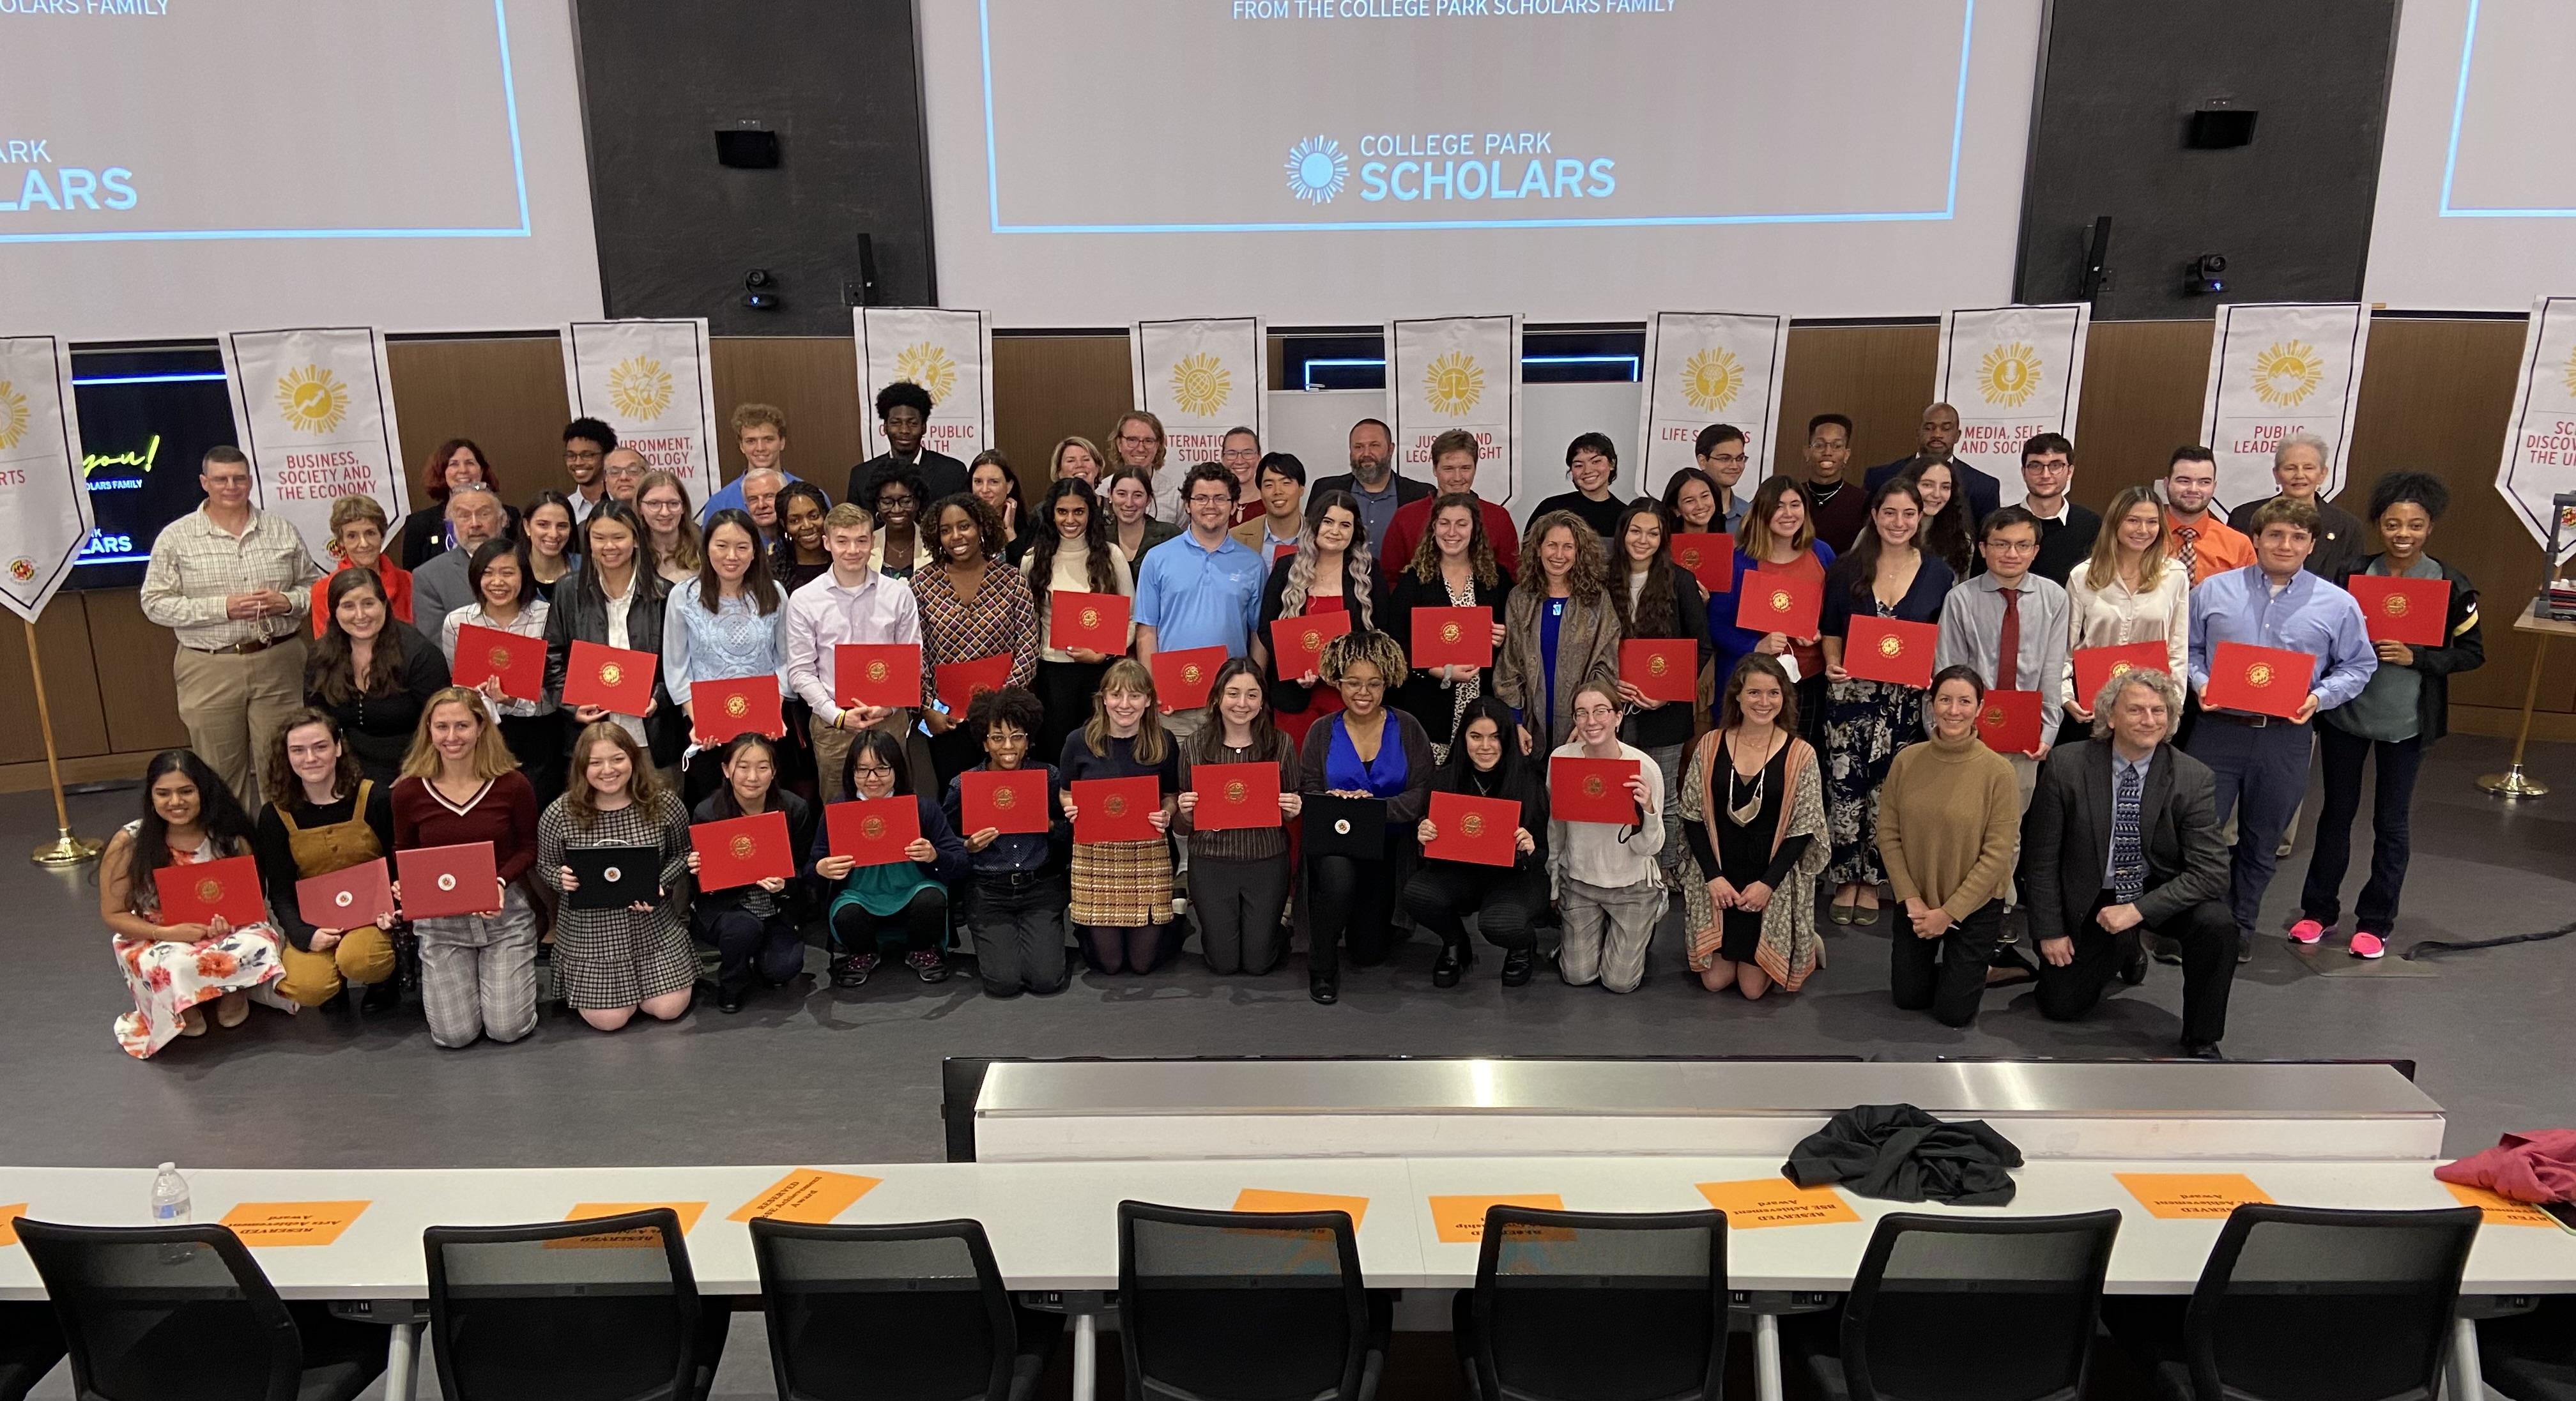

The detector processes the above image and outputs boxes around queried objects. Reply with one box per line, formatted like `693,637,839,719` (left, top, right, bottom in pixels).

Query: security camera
2185,254,2228,296
743,269,779,311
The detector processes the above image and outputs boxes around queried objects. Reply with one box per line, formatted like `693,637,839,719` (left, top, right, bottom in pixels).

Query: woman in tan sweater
1876,664,2021,1027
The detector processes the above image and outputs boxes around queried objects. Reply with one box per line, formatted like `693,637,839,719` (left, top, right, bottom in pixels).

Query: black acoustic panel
2015,0,2398,318
573,0,934,333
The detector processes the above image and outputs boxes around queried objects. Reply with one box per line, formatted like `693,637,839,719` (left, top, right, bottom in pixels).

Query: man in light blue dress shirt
1133,463,1270,739
2186,496,2375,955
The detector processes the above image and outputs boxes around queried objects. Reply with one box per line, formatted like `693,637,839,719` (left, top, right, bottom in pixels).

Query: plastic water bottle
150,1162,190,1225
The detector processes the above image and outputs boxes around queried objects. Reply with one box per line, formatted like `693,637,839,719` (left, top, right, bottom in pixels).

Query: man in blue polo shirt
1134,461,1269,739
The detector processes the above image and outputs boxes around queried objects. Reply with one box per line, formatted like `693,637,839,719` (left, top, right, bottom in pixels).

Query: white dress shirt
782,567,924,726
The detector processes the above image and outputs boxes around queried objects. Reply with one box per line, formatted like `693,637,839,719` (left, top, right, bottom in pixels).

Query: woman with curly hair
1383,493,1512,762
1495,510,1622,755
914,493,1039,791
99,749,288,1056
1257,488,1376,749
1297,629,1434,1004
1608,500,1711,890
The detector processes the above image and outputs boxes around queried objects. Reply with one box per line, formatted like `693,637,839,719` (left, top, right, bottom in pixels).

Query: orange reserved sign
2115,1173,2273,1220
1233,1188,1370,1227
2443,1181,2558,1228
1428,1193,1565,1244
549,1201,709,1250
220,1200,371,1246
1696,1178,1862,1229
728,1170,882,1225
0,1206,24,1248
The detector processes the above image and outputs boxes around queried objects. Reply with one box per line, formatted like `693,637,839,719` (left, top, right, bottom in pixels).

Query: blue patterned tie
2112,763,2146,903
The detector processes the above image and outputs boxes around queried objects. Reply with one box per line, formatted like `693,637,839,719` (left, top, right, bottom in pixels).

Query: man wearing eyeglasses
1692,424,1753,534
1133,463,1271,740
562,418,616,523
1866,402,2002,528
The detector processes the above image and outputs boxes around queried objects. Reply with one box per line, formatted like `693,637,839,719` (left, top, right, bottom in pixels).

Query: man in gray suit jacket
2022,667,2237,1057
408,486,509,636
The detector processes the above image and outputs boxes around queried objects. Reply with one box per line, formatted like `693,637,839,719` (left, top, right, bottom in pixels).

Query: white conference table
6,1155,2571,1401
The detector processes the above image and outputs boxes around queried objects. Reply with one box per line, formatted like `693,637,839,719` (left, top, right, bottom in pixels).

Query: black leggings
831,889,946,958
1402,862,1542,954
1307,854,1400,980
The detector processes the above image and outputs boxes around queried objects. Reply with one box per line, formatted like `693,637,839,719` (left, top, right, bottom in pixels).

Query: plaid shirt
139,507,318,649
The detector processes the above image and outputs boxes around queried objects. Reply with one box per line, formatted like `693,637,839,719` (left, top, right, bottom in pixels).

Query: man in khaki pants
139,447,318,806
783,503,923,800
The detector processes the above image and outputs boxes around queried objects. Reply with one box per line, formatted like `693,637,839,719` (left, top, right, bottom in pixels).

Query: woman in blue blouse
1817,478,1954,923
1296,629,1435,1004
811,729,968,987
664,509,789,806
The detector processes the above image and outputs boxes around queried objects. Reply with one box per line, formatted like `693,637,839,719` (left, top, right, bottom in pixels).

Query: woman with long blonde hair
539,721,696,1031
2060,483,2186,725
392,686,541,1047
1056,658,1179,974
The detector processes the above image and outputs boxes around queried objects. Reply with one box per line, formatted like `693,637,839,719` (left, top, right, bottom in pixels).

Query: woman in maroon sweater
392,686,541,1048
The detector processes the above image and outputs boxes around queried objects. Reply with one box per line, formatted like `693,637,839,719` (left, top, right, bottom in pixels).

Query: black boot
1310,974,1338,1005
1500,949,1535,987
1432,943,1468,988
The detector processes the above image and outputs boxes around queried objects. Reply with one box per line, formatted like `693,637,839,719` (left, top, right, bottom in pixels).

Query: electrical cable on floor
2404,920,2576,960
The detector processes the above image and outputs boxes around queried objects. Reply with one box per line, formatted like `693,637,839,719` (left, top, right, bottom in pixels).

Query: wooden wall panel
82,590,188,756
709,337,865,493
1772,325,1940,475
385,337,576,505
0,595,109,763
2069,320,2214,504
991,335,1134,501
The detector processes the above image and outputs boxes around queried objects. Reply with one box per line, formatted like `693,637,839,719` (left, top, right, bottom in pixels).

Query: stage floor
5,733,2570,1174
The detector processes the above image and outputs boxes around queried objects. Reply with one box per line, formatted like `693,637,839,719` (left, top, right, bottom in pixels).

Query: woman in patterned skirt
98,749,287,1057
539,721,696,1030
1817,477,1952,925
1057,658,1179,975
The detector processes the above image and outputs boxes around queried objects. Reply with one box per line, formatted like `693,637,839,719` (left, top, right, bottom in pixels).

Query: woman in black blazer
303,567,452,785
540,503,686,774
1380,491,1513,763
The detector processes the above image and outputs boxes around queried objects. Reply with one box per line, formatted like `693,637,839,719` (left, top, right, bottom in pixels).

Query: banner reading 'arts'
0,335,93,622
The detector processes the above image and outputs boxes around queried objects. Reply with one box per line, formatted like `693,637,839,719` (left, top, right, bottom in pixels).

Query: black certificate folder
1305,794,1388,858
565,846,660,909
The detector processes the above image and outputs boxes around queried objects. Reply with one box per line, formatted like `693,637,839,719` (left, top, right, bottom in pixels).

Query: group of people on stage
107,389,2482,1062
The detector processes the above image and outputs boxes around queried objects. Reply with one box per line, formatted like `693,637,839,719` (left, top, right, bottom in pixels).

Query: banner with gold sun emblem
1637,312,1790,496
1387,315,1522,502
220,327,411,567
562,319,723,504
2198,302,2370,513
1131,317,1266,519
855,308,993,463
1932,304,2092,505
0,335,92,622
2495,296,2576,564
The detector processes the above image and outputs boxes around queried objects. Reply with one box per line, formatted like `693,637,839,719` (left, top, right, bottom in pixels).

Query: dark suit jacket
1308,472,1432,511
2021,739,2228,945
2228,496,2361,583
1866,457,2002,528
846,450,968,511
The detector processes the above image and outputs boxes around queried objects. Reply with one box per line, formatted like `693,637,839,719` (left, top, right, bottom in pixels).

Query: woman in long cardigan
1494,510,1621,756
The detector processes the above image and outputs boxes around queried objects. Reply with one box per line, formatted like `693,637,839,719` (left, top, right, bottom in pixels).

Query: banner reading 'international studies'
0,335,93,622
1133,317,1266,521
562,319,722,502
1387,315,1522,502
221,326,410,566
1933,304,2091,506
1637,312,1790,496
855,308,994,463
2198,302,2370,513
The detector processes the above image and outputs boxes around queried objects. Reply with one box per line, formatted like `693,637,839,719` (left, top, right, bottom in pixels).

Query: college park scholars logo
724,694,750,719
864,658,891,684
1169,352,1231,417
1680,347,1744,413
195,877,224,905
992,786,1018,812
860,815,887,841
2249,341,2324,408
1080,604,1104,631
2381,593,2412,621
893,342,958,404
486,645,512,671
1181,660,1206,686
1424,352,1483,415
1769,587,1793,614
729,834,755,860
1103,792,1130,818
1284,136,1348,204
1582,774,1608,799
1646,652,1671,678
1975,343,2042,410
1438,619,1466,645
2244,661,2275,689
0,380,27,450
274,365,349,434
1876,634,1905,659
1460,811,1486,838
608,355,675,419
597,661,625,689
1223,779,1248,804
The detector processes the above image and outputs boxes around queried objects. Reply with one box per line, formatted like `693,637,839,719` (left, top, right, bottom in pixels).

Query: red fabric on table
1732,567,1822,640
1549,756,1642,825
691,809,793,891
1840,617,1938,688
2202,643,2316,720
834,643,923,709
1669,533,1735,592
2072,641,2172,709
1619,638,1698,703
2348,576,2450,647
1150,645,1228,711
2435,1130,2576,1205
1048,592,1131,655
1072,775,1162,843
1190,762,1282,832
395,842,502,919
154,854,265,928
691,677,785,743
933,653,1013,716
1974,689,2045,754
452,625,545,702
1425,790,1519,867
960,769,1050,835
562,640,657,714
295,858,394,930
824,797,921,867
1409,606,1494,671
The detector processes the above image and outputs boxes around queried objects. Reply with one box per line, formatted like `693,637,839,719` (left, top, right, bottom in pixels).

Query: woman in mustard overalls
254,708,402,1011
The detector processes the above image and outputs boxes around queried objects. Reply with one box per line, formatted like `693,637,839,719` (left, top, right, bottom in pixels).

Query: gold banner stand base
33,826,103,868
2477,766,2550,799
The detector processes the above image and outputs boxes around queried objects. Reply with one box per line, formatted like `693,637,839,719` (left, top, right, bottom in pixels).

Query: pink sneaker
2287,918,2327,945
2349,931,2386,960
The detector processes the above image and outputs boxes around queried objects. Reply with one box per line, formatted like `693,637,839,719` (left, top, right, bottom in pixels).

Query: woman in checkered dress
539,721,696,1030
1057,659,1180,975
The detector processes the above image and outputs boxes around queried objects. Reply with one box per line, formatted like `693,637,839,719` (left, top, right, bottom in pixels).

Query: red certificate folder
395,842,501,920
691,810,792,891
834,643,923,710
154,855,265,929
1270,610,1353,680
1669,533,1736,592
933,653,1013,716
562,640,658,714
825,797,921,867
2349,576,2450,647
1150,646,1227,710
1974,689,2046,754
2203,643,2317,720
2071,641,2172,710
1190,762,1282,832
1425,790,1519,868
691,677,785,743
1049,591,1130,655
452,625,544,702
1619,638,1698,703
1409,606,1493,671
1840,616,1938,688
960,768,1050,835
1072,776,1162,843
1733,569,1822,640
295,858,394,931
1549,756,1642,825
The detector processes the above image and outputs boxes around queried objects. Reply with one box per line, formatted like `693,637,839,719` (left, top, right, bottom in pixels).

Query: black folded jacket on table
1782,1102,2025,1206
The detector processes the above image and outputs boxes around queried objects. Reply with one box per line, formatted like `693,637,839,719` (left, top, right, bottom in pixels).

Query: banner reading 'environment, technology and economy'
561,319,723,502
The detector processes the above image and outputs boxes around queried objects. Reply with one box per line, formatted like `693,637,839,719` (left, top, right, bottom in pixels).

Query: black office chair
1800,1209,2120,1401
12,1218,385,1401
2482,1295,2576,1400
1117,1200,1385,1401
0,1299,65,1401
1454,1206,1729,1401
424,1208,726,1401
749,1216,1063,1401
2106,1203,2481,1401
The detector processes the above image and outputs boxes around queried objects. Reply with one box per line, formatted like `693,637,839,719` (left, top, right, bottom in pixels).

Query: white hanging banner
0,336,93,622
2198,302,2371,514
561,319,722,502
1386,314,1523,501
220,326,411,567
1133,316,1267,519
854,307,994,462
2496,296,2576,565
1932,303,2092,507
1637,311,1790,496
